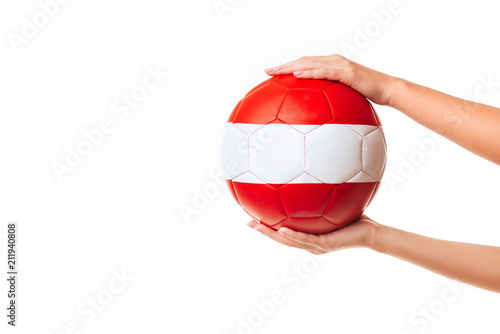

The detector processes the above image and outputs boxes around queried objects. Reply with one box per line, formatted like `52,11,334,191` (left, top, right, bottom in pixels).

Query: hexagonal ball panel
221,125,248,179
248,124,305,184
232,182,287,225
233,81,288,124
362,128,387,181
322,182,378,227
323,83,378,126
305,125,362,183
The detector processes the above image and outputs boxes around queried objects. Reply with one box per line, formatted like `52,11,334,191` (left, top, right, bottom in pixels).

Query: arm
257,55,500,292
248,217,500,293
388,79,500,165
265,55,500,165
373,223,500,293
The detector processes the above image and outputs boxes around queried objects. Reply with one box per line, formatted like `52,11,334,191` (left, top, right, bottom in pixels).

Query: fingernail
254,227,263,234
278,228,287,236
293,71,303,76
272,66,283,72
264,68,273,73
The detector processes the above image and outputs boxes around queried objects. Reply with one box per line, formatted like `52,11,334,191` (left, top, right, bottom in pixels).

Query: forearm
370,224,500,293
387,77,500,165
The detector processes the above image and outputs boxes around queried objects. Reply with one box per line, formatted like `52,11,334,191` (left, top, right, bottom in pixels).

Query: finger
264,54,348,76
293,68,339,81
277,227,325,249
264,59,326,76
278,56,330,70
247,221,320,251
247,220,258,228
247,221,305,247
264,61,318,75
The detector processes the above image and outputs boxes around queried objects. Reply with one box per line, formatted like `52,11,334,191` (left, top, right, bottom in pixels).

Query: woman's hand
248,215,500,292
265,54,395,106
247,215,380,255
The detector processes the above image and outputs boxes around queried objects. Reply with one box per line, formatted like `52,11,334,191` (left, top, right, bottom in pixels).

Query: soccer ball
221,74,386,234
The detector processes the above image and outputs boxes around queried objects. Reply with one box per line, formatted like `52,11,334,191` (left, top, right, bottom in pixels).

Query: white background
1,0,499,333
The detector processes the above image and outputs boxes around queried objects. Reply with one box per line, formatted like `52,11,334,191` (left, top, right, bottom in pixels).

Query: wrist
384,76,407,108
366,222,388,253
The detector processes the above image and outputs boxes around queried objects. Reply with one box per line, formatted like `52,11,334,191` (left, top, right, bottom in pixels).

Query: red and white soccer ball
222,74,387,234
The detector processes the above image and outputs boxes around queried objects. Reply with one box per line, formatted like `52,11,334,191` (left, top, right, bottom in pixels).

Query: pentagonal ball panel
278,89,333,125
272,217,338,234
272,74,334,90
278,183,334,217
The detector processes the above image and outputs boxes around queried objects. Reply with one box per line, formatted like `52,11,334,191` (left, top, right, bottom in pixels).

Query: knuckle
309,69,321,78
342,58,354,71
320,68,330,77
344,59,354,70
331,54,345,61
339,62,355,80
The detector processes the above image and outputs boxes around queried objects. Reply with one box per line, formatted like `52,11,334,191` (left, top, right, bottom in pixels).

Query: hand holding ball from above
221,74,387,234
